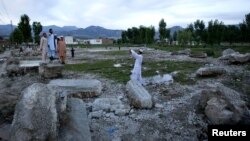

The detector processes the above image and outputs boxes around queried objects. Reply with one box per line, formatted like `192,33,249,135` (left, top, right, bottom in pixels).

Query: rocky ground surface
0,47,249,141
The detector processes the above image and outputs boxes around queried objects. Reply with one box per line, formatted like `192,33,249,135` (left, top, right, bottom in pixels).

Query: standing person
57,36,67,64
39,32,48,62
47,28,57,61
71,47,75,58
129,48,143,84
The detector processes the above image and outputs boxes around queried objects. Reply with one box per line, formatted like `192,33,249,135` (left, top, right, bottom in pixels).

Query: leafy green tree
121,31,127,43
18,14,32,43
207,20,214,45
187,23,194,32
131,27,140,44
245,13,250,28
223,25,240,44
173,31,177,41
127,28,133,43
177,30,192,46
10,28,24,44
244,13,250,42
194,20,205,44
121,25,155,44
32,21,43,44
239,22,248,42
186,23,195,43
207,19,224,45
146,26,155,44
159,19,167,41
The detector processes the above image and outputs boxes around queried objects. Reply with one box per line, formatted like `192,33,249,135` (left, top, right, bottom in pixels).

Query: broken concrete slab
222,48,236,56
189,52,207,58
10,83,58,141
205,97,234,124
219,53,250,64
19,60,41,68
171,49,191,55
126,80,152,109
39,62,64,79
59,98,91,141
200,83,249,124
196,67,226,77
19,60,42,73
48,79,102,98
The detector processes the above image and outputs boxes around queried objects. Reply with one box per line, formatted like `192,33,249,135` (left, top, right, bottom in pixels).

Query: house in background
102,38,114,44
89,39,102,45
64,36,74,44
81,38,114,45
69,37,114,45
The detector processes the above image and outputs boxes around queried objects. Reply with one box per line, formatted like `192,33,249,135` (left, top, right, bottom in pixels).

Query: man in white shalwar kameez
47,28,57,60
129,49,143,84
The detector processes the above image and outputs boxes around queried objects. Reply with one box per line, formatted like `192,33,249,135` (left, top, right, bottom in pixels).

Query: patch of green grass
65,59,203,84
65,59,133,83
148,45,250,58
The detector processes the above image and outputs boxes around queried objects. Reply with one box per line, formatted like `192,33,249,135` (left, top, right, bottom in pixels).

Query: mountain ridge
0,24,184,39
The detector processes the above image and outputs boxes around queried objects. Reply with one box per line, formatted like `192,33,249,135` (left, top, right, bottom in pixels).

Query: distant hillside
41,25,79,33
0,24,16,36
0,24,184,39
169,26,183,36
70,26,123,39
0,24,123,39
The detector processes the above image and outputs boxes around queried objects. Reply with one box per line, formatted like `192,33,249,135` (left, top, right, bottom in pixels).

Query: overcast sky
0,0,249,30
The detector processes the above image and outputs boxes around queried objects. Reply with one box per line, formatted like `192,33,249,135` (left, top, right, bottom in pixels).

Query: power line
0,18,4,24
0,16,7,24
0,0,10,24
0,8,7,23
1,0,10,21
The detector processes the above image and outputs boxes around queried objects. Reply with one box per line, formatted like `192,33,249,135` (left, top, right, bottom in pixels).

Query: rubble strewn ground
0,46,249,141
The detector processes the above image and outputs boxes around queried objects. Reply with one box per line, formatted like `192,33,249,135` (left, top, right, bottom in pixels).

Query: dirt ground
0,47,249,141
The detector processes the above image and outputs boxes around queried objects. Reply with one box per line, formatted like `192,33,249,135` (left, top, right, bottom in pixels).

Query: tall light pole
10,20,13,47
10,20,13,33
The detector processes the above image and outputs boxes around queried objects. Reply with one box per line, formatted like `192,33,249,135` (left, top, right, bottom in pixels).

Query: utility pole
10,20,13,47
10,20,13,32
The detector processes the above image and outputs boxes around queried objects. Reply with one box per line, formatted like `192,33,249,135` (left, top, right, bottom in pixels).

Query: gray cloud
0,0,249,29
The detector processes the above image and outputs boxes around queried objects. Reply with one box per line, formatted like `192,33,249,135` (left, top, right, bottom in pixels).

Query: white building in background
74,38,114,45
89,39,102,45
64,36,74,44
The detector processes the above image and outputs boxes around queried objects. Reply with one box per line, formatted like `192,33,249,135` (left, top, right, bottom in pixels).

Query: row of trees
121,26,155,44
121,13,250,45
10,14,43,44
176,13,250,45
120,19,170,44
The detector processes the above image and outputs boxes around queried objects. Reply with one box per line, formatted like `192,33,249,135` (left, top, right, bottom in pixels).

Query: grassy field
147,45,250,58
67,43,250,58
65,59,203,84
64,44,249,84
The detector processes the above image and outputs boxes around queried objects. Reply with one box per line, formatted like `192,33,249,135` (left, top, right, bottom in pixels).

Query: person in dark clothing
71,47,75,58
